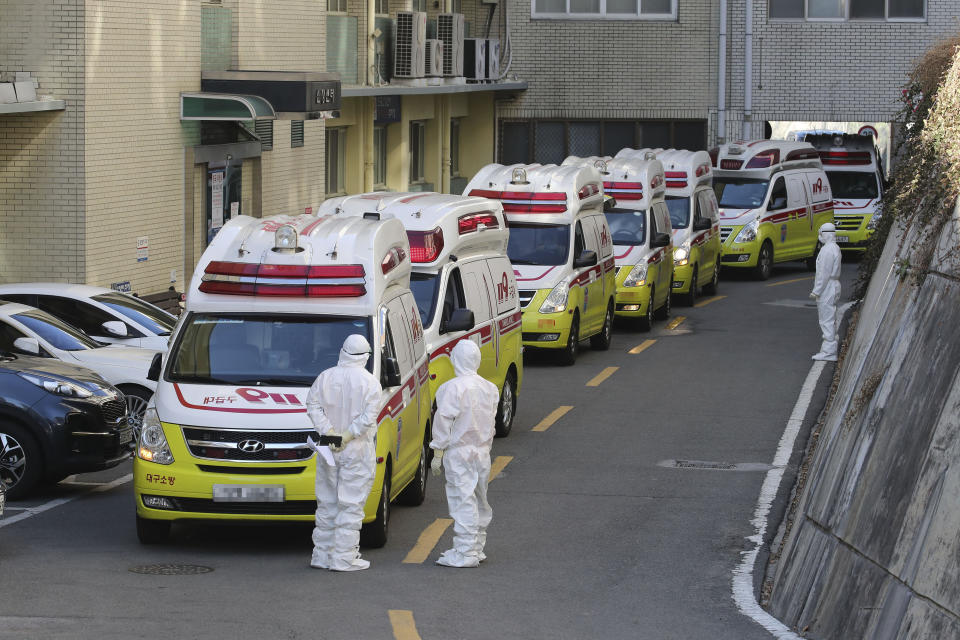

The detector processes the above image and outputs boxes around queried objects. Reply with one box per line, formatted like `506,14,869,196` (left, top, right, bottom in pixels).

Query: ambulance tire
637,288,655,332
494,371,517,438
805,242,822,271
558,314,580,366
361,462,390,548
703,261,720,296
590,302,614,351
680,266,699,306
136,516,170,544
655,288,671,321
755,242,774,280
398,430,429,506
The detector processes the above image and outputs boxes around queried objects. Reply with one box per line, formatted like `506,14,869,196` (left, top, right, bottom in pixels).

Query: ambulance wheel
703,261,720,296
637,287,655,332
136,516,170,544
494,371,517,438
398,432,428,506
755,242,774,280
558,314,580,366
806,242,822,271
680,266,699,306
361,463,390,548
591,302,614,351
654,288,671,321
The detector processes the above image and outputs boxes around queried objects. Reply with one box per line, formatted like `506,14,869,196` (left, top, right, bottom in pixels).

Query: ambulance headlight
867,214,880,230
623,263,647,288
734,220,758,244
274,225,299,252
137,408,174,465
539,282,568,314
673,242,691,266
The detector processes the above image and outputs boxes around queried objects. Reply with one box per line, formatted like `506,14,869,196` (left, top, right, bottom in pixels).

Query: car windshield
665,196,691,228
409,272,440,329
713,178,770,209
93,293,176,336
13,310,101,351
507,224,570,266
826,171,880,199
604,209,646,246
168,314,373,386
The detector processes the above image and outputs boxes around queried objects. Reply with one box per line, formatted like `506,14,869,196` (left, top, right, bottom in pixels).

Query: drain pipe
743,0,753,140
367,0,376,86
718,0,727,144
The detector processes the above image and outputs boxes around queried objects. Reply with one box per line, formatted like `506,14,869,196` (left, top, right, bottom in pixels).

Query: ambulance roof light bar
407,227,444,263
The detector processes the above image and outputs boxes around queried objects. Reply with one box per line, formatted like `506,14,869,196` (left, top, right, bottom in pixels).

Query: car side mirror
651,232,671,248
573,249,598,268
13,337,41,356
443,308,475,334
147,352,162,382
102,320,128,338
693,217,712,232
382,356,402,388
768,196,787,210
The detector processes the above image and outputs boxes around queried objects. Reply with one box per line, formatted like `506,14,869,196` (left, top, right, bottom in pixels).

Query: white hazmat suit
430,340,499,568
810,223,842,361
306,334,382,571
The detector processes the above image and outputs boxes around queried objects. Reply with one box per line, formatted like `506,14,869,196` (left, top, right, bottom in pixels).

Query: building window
254,120,273,151
452,0,463,12
375,0,389,14
450,119,461,176
412,0,426,11
374,125,387,187
291,121,304,148
498,119,707,165
532,0,675,19
769,0,924,19
410,121,426,184
327,0,347,12
326,128,347,195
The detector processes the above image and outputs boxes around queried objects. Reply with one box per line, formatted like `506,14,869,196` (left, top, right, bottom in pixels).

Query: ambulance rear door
383,296,422,483
695,189,720,274
459,259,497,381
578,215,607,334
650,202,673,297
786,174,812,259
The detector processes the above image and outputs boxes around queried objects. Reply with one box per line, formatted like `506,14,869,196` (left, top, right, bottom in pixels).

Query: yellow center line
389,610,423,640
586,366,618,387
694,295,727,308
532,405,574,432
402,518,453,564
629,339,657,354
666,315,686,330
489,455,513,481
766,275,814,287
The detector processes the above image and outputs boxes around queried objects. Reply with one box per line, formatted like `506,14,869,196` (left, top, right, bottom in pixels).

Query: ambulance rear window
507,224,570,266
713,178,769,209
665,196,690,228
604,209,646,246
825,171,879,199
409,272,440,328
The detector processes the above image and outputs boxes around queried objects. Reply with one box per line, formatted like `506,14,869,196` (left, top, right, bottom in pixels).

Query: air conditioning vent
394,11,426,79
437,13,464,77
463,37,486,81
485,38,500,80
425,39,444,77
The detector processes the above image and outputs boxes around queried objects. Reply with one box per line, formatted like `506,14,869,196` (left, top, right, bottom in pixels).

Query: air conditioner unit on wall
463,37,486,81
425,39,444,77
437,13,465,77
394,11,427,79
485,38,500,80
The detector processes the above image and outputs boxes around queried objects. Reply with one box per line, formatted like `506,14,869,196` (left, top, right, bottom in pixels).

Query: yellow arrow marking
629,339,657,354
532,405,574,432
666,316,686,330
586,366,618,387
489,455,513,481
766,275,814,287
403,519,453,564
694,295,727,308
389,610,423,640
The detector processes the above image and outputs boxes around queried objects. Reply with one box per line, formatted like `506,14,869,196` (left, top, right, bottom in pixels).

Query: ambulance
316,192,523,437
465,164,616,365
134,213,432,547
563,154,673,330
804,133,884,252
711,140,834,280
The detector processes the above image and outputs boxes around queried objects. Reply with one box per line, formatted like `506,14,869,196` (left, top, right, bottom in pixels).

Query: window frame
531,0,677,21
373,125,388,188
409,120,426,184
375,0,389,14
768,0,925,22
325,127,347,197
327,0,348,13
450,118,461,177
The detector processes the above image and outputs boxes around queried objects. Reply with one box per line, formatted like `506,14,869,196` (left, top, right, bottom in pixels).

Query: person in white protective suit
306,334,382,571
810,223,842,361
430,340,499,568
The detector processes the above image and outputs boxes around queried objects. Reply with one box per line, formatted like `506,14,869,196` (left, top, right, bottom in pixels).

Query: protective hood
818,222,837,245
451,339,481,377
338,334,371,368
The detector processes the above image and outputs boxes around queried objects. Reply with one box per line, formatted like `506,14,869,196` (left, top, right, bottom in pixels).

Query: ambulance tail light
709,147,719,167
720,159,743,170
603,181,644,201
408,227,445,263
381,246,407,274
578,183,601,199
458,212,500,234
199,262,367,297
467,189,568,214
745,150,780,168
665,171,688,189
819,151,871,165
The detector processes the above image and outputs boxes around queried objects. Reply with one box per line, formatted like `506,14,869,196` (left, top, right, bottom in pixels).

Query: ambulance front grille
518,290,535,309
833,215,864,231
720,226,734,243
181,426,314,462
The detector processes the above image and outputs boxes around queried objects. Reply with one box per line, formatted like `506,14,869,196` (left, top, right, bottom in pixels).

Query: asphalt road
0,260,858,640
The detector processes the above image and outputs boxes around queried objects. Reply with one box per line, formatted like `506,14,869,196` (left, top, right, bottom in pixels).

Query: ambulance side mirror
443,308,475,334
692,217,712,232
573,250,598,268
382,356,402,388
147,352,162,382
651,232,671,248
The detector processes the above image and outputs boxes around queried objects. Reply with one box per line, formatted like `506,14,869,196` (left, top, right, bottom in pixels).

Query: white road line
731,361,826,638
0,474,132,529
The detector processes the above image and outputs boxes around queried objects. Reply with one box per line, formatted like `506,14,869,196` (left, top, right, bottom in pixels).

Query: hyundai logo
237,439,265,453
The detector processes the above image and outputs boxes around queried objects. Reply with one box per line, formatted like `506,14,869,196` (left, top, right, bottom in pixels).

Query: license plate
118,428,133,445
213,485,285,502
837,235,849,243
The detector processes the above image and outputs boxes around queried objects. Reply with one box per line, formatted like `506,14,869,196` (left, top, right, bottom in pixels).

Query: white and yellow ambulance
134,213,432,547
563,154,674,330
316,192,523,437
465,164,616,365
805,133,884,252
711,140,834,280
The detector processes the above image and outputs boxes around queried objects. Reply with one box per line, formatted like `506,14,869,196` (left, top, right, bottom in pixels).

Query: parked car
0,478,5,518
0,283,176,351
0,301,158,437
0,351,134,499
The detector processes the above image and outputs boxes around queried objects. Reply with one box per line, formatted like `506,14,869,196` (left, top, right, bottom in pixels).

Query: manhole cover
658,459,774,472
128,564,214,576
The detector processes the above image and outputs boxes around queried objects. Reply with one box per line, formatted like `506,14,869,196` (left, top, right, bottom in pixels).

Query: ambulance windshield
604,209,646,246
826,171,879,199
409,272,440,328
507,223,570,266
665,196,691,228
713,178,769,209
168,313,373,386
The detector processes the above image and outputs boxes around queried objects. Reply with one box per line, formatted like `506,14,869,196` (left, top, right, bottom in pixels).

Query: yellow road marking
403,519,452,564
532,405,573,432
629,339,657,354
694,295,727,308
489,455,513,481
586,366,618,387
389,610,423,640
766,275,814,287
666,316,686,330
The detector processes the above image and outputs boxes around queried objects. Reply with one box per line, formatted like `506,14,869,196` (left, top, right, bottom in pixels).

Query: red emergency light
380,246,407,274
695,163,711,177
199,262,366,297
709,147,719,167
664,171,688,189
578,183,601,199
720,159,743,170
745,150,780,168
407,227,444,263
468,189,568,214
786,148,821,162
818,151,872,165
458,212,500,234
603,181,644,200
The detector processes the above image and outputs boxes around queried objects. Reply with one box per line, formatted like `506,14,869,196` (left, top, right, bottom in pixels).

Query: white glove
329,431,354,453
809,292,819,300
431,450,444,477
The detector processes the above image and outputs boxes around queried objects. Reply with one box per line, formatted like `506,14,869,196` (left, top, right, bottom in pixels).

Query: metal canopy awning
180,92,276,121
